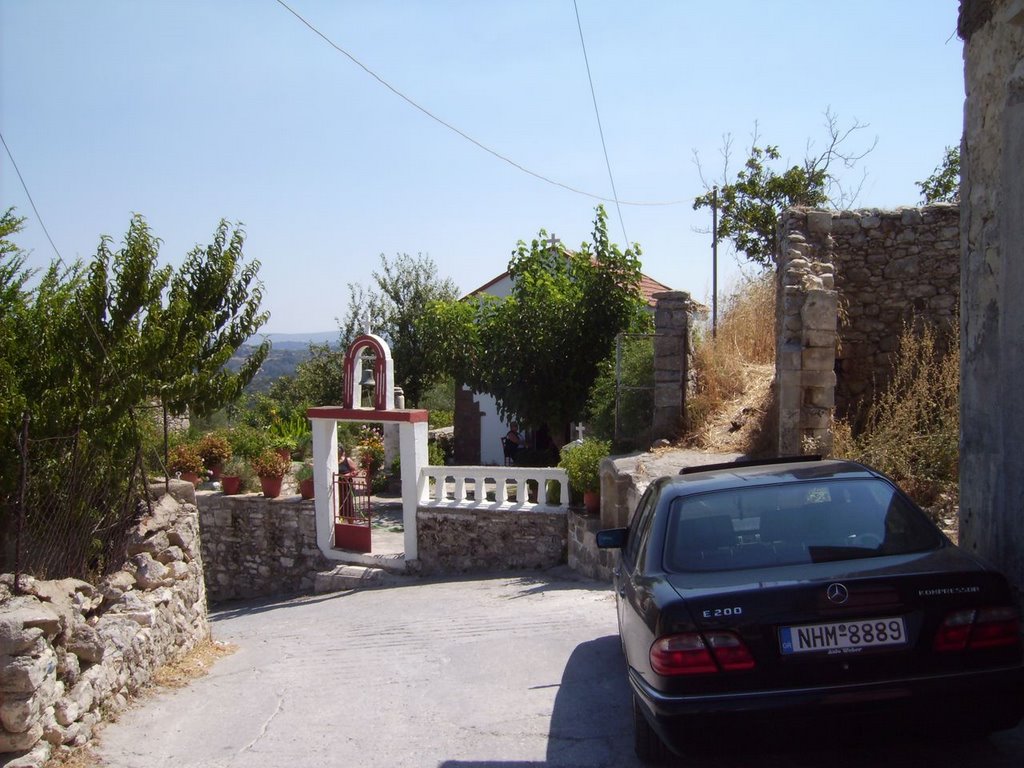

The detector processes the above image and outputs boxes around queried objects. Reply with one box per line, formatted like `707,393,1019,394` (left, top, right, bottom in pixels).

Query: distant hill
230,332,340,392
250,331,340,350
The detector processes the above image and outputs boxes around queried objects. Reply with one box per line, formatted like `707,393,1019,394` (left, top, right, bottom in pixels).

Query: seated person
505,423,523,448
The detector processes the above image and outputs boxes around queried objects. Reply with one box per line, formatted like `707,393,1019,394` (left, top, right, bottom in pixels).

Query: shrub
836,319,959,507
228,424,271,459
295,462,314,482
197,432,232,469
559,438,611,498
250,449,290,479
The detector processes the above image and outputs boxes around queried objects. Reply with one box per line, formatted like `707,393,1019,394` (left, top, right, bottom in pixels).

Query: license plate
779,617,907,655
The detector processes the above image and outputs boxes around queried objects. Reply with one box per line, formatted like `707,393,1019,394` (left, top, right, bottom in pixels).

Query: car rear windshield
663,478,944,572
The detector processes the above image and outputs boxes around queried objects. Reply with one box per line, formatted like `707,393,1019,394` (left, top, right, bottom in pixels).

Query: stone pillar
959,0,1024,602
399,420,428,562
776,210,838,455
652,291,692,441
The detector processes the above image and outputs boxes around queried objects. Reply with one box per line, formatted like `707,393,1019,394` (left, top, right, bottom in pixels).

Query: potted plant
357,427,385,477
559,438,611,514
168,443,205,486
220,457,248,495
269,434,297,463
251,450,291,498
197,432,232,480
296,462,315,500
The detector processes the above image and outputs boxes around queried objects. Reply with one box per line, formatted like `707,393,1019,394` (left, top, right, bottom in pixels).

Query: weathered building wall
198,492,328,602
416,508,567,575
0,481,208,767
958,0,1024,598
776,205,960,454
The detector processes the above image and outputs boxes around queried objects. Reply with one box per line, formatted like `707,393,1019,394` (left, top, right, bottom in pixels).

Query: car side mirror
596,528,627,549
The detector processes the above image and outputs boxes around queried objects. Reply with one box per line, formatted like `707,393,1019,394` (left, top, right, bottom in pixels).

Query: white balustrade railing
417,465,570,510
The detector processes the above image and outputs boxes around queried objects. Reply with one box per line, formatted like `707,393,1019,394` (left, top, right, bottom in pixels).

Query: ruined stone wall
0,481,208,767
416,508,567,575
959,0,1024,600
776,205,960,454
198,492,328,602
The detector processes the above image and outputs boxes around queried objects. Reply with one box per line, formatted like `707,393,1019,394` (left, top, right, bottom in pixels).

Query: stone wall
0,480,208,767
567,510,616,582
198,492,328,603
416,508,567,575
958,0,1024,601
776,205,960,454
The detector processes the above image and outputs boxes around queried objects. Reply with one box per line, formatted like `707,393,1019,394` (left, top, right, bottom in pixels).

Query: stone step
313,564,386,594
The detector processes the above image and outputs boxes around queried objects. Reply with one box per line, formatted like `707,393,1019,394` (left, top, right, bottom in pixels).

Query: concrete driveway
97,569,1024,768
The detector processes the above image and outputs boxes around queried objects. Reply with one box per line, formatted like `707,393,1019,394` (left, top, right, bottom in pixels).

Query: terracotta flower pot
179,471,201,486
583,490,600,515
208,463,223,481
221,475,242,495
299,477,314,500
259,475,284,498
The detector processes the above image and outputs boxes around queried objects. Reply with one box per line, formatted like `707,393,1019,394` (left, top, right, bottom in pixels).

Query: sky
1,1,965,335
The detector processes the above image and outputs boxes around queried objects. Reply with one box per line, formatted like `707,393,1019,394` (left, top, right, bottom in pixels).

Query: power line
573,0,629,246
274,0,683,208
1,130,64,262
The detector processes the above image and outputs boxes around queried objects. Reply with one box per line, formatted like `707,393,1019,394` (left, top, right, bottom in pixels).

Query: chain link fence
1,413,151,586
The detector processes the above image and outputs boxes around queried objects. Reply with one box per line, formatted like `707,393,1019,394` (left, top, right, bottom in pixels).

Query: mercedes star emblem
826,583,849,604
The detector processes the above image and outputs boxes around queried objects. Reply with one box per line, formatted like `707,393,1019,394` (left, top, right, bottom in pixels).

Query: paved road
97,569,1024,768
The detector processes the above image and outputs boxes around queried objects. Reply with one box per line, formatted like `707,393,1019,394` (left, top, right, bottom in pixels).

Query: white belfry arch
307,334,428,565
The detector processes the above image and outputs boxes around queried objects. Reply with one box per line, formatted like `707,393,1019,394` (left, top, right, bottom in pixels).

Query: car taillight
933,607,1021,652
650,632,755,675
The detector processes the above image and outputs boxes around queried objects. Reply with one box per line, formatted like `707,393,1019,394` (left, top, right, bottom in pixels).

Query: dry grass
43,638,237,768
835,318,960,508
687,273,776,451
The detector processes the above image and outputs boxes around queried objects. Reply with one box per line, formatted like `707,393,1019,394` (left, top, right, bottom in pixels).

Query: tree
693,110,876,270
421,206,648,440
339,253,459,406
1,213,271,576
917,145,960,204
1,213,269,466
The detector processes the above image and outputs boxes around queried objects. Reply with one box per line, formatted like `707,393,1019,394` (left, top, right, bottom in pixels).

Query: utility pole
712,186,719,339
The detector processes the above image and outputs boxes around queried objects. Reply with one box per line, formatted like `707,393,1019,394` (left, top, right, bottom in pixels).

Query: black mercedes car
597,456,1024,762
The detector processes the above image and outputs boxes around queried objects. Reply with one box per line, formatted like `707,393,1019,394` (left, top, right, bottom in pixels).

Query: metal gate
334,471,372,552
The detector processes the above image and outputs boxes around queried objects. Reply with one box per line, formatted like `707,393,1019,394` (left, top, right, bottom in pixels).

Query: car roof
652,457,882,497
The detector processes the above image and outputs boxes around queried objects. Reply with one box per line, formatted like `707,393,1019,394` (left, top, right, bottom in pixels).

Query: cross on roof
544,234,561,251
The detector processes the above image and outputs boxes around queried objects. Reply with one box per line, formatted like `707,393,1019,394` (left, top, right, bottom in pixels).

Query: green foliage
420,206,646,434
0,212,268,513
693,112,874,269
428,410,454,429
227,424,271,459
295,462,314,482
834,320,959,507
269,412,311,456
587,334,655,449
917,145,960,204
250,449,290,479
559,438,611,497
340,253,459,406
